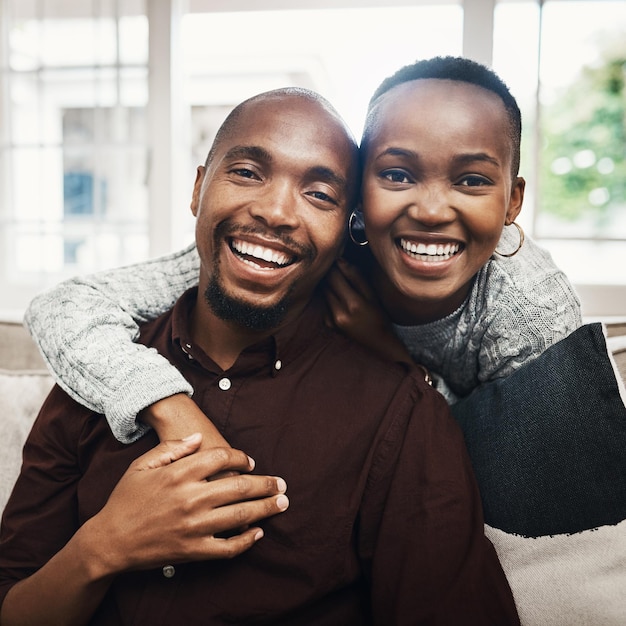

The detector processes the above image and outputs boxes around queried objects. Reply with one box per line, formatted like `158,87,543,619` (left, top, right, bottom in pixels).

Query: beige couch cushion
0,321,53,508
0,369,53,509
0,321,47,371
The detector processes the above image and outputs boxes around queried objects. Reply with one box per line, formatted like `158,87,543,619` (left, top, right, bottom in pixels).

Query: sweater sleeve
23,244,200,443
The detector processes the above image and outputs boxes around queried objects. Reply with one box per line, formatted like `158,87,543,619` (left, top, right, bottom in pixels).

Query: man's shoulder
319,325,402,368
135,290,190,353
318,326,438,400
25,382,101,454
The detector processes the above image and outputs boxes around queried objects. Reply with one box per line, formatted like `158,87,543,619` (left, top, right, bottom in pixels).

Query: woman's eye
458,175,491,187
382,170,411,184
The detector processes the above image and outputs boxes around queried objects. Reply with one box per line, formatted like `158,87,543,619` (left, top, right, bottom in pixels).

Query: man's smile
229,237,296,270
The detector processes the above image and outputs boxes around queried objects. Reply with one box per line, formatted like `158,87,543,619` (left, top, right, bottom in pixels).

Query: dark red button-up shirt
0,289,518,624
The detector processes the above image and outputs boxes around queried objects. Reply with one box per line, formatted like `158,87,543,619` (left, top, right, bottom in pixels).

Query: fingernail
276,477,287,493
276,494,289,511
247,456,255,470
254,529,264,541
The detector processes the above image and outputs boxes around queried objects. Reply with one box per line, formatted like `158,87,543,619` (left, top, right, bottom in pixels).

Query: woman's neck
371,264,471,326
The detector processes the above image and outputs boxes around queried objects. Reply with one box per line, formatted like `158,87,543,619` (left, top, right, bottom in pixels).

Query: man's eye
382,170,411,184
232,168,258,179
308,190,337,205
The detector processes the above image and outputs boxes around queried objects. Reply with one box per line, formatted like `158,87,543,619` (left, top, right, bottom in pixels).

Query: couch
1,317,626,624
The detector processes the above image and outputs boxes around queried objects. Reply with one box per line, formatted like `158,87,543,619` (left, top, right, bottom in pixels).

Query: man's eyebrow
306,165,347,191
222,145,273,162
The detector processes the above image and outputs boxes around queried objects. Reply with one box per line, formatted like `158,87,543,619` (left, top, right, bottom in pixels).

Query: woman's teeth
400,239,460,261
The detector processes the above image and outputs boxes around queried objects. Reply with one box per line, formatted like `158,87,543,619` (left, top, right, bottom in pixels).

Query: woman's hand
325,259,413,365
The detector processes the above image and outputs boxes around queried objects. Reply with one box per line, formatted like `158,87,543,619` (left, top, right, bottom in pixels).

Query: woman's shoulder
482,237,579,311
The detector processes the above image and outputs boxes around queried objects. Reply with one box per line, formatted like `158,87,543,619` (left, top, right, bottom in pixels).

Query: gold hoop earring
495,222,524,258
348,210,368,246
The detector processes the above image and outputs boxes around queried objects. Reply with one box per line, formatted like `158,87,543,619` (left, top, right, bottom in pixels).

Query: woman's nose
406,184,455,225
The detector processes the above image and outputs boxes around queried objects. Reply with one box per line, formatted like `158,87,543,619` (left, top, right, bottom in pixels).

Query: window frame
1,0,624,316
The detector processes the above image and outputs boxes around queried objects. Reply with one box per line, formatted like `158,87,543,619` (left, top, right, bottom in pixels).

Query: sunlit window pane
1,0,149,299
494,0,626,288
182,6,463,143
537,0,626,241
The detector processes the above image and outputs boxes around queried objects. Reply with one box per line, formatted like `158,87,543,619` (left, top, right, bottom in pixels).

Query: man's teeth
400,239,460,261
231,240,291,267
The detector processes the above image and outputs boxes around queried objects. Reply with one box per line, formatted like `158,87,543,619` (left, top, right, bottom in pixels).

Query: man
0,88,519,624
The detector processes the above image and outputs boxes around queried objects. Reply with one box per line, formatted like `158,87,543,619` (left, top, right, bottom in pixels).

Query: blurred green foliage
539,44,626,230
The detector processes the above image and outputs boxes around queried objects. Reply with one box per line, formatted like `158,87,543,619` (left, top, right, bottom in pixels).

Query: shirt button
274,359,282,371
162,565,176,578
218,377,231,391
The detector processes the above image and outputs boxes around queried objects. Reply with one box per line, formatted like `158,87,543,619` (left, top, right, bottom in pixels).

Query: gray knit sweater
24,230,581,441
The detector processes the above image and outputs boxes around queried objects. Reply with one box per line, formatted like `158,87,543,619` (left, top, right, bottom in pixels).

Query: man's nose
250,180,300,229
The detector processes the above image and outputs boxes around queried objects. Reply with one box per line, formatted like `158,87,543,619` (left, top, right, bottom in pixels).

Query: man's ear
505,176,525,224
190,166,206,217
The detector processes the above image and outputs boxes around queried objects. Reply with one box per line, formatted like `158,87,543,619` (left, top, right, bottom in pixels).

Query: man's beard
204,273,292,331
203,220,316,331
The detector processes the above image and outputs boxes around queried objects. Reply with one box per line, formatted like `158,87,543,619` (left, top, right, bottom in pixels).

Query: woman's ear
505,176,525,224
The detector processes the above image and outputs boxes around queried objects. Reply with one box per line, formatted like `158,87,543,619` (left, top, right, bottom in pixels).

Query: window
0,0,149,309
1,0,624,315
494,0,626,312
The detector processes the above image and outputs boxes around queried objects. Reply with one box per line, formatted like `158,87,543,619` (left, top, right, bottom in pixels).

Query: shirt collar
171,287,327,377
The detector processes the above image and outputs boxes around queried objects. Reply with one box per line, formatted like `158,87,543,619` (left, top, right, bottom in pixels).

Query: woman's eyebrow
453,152,500,168
374,147,419,161
373,148,500,169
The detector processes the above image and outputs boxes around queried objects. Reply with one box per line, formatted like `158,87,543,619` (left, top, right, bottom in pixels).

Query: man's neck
190,304,270,371
190,296,312,371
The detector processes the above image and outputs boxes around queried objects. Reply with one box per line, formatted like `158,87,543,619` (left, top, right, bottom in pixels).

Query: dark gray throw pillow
452,322,626,537
451,323,626,625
